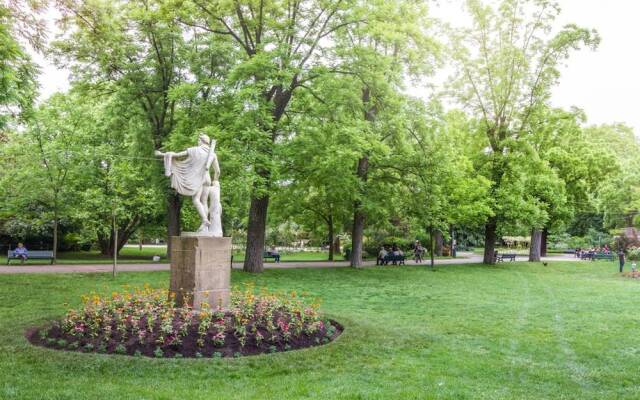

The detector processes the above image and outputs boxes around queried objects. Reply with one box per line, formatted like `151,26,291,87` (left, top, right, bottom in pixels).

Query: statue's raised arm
155,133,223,236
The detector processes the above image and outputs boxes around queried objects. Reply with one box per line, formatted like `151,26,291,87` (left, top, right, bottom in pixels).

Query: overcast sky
32,0,640,134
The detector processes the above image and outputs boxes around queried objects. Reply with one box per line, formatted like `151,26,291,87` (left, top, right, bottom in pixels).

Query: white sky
32,0,640,134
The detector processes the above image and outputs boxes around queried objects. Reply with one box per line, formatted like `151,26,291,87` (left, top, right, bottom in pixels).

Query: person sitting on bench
269,246,280,263
376,246,388,265
13,243,28,263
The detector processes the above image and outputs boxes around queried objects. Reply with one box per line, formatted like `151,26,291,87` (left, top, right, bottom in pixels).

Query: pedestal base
170,236,231,310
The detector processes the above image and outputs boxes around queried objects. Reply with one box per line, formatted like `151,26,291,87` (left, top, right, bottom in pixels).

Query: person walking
618,248,625,273
413,241,423,264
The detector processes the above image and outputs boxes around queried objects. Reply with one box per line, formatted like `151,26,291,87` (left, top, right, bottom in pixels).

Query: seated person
269,246,280,262
376,247,387,265
389,244,400,265
13,243,28,263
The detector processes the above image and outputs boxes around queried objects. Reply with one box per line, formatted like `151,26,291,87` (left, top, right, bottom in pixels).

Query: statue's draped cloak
163,145,209,196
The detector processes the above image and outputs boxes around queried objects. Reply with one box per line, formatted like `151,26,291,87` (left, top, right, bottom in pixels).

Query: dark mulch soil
26,319,343,358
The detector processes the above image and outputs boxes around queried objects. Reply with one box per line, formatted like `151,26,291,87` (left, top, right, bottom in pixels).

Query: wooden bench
383,254,406,265
580,252,594,260
496,253,517,262
263,251,280,262
7,250,54,264
592,253,614,261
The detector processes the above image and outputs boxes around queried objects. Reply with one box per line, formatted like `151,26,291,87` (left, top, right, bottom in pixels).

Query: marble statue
155,134,222,236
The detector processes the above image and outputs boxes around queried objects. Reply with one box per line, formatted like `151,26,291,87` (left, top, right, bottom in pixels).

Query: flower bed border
25,318,343,358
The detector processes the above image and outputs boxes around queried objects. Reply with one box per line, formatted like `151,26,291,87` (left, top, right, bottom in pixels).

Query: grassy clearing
1,261,638,399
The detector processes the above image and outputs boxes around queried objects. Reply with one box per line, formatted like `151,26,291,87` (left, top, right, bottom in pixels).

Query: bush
342,243,351,261
627,247,640,261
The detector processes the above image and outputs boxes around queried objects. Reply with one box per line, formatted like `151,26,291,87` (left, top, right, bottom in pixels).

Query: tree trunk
529,228,542,262
351,157,368,268
434,230,444,256
327,214,334,261
541,227,548,257
166,192,182,259
243,195,269,273
351,208,366,267
483,217,498,264
240,85,291,273
449,225,456,258
98,224,138,258
333,236,341,255
429,227,435,268
52,214,58,263
351,86,375,268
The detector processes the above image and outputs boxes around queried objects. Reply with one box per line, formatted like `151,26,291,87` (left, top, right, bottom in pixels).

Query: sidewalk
0,253,579,274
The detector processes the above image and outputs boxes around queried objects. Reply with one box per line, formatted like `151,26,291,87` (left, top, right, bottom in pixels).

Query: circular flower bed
623,270,640,279
27,285,342,358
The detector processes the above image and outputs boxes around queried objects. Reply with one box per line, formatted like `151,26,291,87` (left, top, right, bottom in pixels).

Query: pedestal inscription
170,235,231,310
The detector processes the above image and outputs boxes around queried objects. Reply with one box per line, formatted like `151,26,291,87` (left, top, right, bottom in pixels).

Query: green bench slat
7,250,54,264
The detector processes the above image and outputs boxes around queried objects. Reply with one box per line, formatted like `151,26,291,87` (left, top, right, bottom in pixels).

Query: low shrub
627,247,640,261
28,284,341,358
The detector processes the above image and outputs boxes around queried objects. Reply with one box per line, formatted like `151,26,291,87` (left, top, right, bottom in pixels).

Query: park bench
496,253,517,262
263,251,280,262
592,253,614,261
7,250,54,265
384,254,406,265
580,252,594,260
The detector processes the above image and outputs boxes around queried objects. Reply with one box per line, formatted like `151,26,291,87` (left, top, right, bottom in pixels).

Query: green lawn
1,261,638,399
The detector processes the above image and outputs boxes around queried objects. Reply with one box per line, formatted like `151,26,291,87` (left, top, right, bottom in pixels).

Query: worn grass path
1,261,638,399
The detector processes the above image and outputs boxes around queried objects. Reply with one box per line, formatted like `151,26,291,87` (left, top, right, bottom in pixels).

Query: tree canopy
1,0,637,268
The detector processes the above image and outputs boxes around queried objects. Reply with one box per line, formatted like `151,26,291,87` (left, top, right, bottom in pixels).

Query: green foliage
626,247,640,261
0,0,633,263
448,0,600,260
0,4,39,130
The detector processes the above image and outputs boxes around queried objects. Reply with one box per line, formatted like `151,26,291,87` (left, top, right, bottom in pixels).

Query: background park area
3,0,640,398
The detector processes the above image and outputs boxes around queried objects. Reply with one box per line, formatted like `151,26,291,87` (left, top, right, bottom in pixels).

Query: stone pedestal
170,235,231,310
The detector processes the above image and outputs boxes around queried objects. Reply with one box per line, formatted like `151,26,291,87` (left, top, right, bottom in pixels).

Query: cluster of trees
1,0,638,271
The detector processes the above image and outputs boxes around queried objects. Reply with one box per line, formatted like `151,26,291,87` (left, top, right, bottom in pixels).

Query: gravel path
0,253,581,274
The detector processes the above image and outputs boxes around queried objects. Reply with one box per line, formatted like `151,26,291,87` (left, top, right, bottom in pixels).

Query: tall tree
54,0,187,257
274,76,360,261
449,0,599,263
177,0,367,272
585,124,640,230
525,107,614,256
335,0,438,267
403,105,492,267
